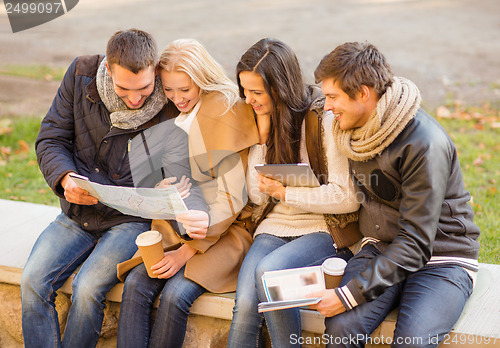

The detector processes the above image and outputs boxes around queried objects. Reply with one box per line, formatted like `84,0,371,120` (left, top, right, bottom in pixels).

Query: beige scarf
333,77,421,162
96,58,165,130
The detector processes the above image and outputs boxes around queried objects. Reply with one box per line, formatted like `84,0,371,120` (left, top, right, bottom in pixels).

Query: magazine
258,265,325,313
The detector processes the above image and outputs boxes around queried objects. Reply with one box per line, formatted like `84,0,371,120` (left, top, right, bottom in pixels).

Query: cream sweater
247,111,360,238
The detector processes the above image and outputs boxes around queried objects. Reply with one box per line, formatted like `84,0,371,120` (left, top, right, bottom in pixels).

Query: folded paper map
69,173,188,220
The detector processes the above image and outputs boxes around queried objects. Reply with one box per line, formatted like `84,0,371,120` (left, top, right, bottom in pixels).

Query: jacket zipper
115,138,132,175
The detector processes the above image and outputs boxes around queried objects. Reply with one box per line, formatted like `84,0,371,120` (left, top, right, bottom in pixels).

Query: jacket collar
188,93,259,173
85,77,101,104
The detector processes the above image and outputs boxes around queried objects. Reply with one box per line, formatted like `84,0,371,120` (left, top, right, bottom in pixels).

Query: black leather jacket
340,109,480,308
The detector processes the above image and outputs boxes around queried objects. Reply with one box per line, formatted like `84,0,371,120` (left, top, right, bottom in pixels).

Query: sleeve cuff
334,281,366,311
53,170,75,198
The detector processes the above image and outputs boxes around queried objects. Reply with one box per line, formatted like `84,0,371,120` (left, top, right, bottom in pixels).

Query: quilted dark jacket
36,55,204,235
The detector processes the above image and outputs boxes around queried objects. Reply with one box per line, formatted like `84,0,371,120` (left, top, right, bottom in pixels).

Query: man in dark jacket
20,29,209,348
310,42,480,347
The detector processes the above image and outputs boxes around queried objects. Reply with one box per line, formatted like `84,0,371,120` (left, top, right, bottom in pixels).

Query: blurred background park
0,0,499,263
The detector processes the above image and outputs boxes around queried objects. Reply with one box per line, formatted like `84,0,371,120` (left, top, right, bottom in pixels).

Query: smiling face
321,77,374,130
107,63,156,109
238,71,273,117
160,70,200,113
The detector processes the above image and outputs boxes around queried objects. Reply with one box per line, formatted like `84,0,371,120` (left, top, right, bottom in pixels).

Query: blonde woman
116,39,259,348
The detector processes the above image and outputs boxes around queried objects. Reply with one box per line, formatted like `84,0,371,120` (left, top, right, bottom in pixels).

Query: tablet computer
254,163,321,187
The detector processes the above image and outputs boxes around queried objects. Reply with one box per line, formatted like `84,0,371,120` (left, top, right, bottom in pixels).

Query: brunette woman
227,38,360,347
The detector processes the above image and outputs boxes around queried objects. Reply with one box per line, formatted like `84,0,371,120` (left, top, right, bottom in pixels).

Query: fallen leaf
0,127,13,136
490,186,498,194
470,202,482,211
436,106,451,118
0,146,11,157
472,157,484,166
15,140,30,154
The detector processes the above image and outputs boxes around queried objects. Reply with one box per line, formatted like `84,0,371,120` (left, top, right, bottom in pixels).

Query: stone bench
1,199,499,347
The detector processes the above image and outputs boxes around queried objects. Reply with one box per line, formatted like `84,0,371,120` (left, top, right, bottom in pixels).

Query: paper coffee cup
322,258,347,289
135,230,164,278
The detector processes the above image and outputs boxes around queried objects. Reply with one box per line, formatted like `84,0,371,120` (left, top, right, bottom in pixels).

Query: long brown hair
236,38,310,164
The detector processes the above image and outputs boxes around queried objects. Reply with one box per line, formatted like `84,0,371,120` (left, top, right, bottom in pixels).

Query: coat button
375,224,380,230
83,222,89,227
95,168,99,173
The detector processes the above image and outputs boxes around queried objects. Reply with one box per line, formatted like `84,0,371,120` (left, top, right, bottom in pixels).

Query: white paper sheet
69,173,188,219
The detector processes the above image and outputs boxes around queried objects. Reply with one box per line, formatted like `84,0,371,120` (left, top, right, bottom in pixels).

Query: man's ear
359,85,372,102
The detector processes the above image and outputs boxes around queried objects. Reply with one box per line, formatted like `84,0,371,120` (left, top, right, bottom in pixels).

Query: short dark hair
314,42,393,99
106,29,157,74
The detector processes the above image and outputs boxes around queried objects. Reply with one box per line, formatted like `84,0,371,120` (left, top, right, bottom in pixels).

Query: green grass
437,107,500,264
0,117,58,206
0,105,499,264
0,64,66,81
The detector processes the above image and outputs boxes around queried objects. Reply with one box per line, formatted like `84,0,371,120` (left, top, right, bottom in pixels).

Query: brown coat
117,92,259,293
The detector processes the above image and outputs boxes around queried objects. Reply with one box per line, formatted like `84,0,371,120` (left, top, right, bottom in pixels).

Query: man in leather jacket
311,42,480,347
20,29,209,348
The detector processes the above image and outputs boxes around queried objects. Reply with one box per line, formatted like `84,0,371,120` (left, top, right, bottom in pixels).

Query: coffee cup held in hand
135,231,164,278
322,258,347,289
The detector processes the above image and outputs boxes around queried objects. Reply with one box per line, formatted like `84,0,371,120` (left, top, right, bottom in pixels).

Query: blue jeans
20,212,149,348
324,245,474,348
227,232,352,348
117,263,206,348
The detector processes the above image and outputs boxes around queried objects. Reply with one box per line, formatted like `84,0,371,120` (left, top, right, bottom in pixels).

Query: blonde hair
159,39,239,109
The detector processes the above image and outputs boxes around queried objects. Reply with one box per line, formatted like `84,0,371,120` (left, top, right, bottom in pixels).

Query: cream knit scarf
96,58,165,130
333,77,421,161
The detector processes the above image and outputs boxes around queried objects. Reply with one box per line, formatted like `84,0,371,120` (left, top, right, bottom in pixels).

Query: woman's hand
176,210,209,239
155,175,191,199
256,174,286,200
61,172,98,205
307,289,346,317
151,244,197,279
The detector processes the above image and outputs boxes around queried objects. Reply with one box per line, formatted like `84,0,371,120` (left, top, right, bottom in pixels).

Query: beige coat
117,92,259,293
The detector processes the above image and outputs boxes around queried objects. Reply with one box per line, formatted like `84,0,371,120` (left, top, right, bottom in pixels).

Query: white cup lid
135,230,162,246
322,257,347,276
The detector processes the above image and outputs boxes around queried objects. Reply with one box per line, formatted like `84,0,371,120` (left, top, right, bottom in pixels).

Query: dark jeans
117,263,205,348
324,245,473,348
